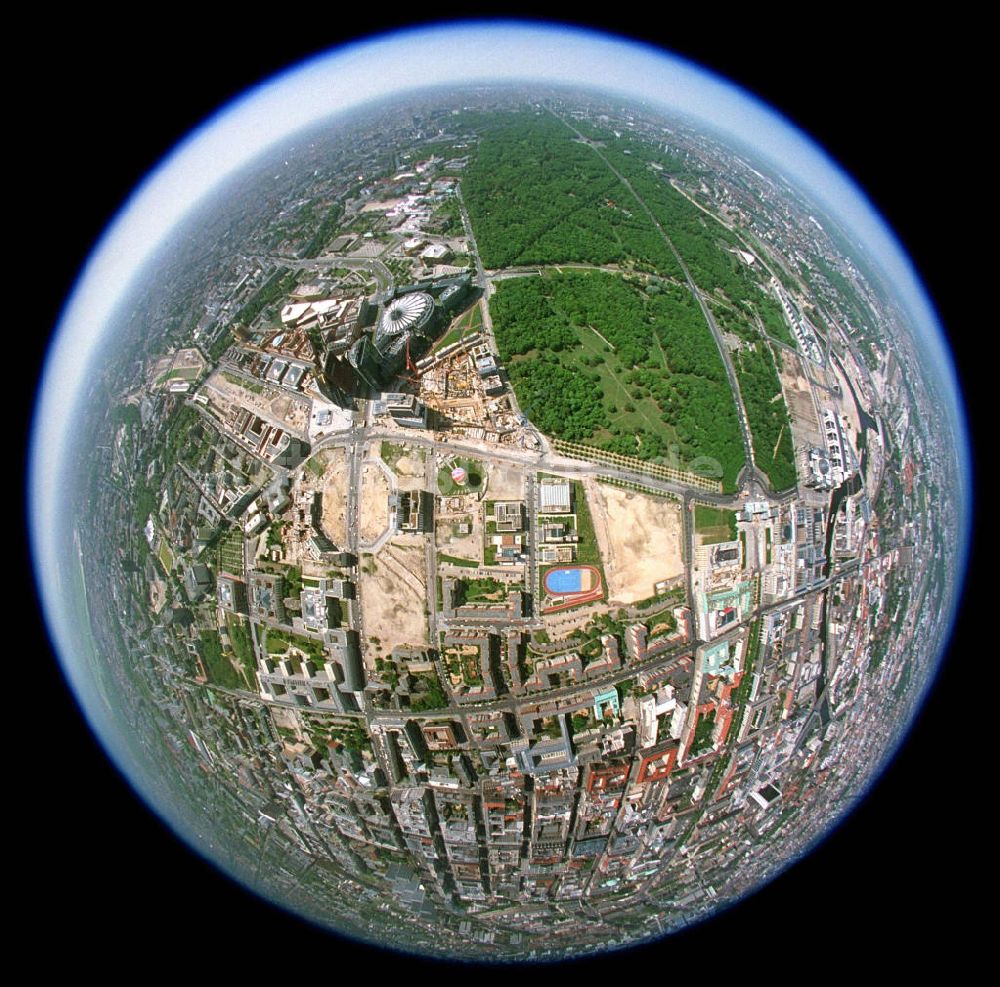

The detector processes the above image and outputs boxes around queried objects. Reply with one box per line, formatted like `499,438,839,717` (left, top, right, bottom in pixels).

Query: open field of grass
199,631,242,689
438,456,484,495
265,628,327,663
695,506,738,544
434,300,482,351
226,613,257,686
157,538,173,573
439,553,479,568
570,481,603,569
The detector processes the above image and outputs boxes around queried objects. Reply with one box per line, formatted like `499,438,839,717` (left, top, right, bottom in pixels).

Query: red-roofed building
636,745,678,784
586,763,630,795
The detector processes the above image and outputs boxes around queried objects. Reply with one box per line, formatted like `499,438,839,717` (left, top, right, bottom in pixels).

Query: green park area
491,271,745,489
408,670,449,712
157,539,174,573
689,709,717,757
443,643,484,688
300,203,344,259
570,481,601,568
728,620,761,740
234,267,299,328
597,138,774,303
756,293,796,347
198,631,242,690
459,111,808,493
732,343,798,491
438,457,484,496
303,716,371,756
454,576,509,604
225,613,257,685
461,114,680,273
264,629,327,665
462,111,781,310
216,525,244,574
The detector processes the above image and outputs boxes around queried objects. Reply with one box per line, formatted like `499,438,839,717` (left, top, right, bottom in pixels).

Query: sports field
541,565,603,613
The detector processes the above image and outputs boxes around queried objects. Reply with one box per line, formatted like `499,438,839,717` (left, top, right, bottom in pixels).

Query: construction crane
404,337,422,385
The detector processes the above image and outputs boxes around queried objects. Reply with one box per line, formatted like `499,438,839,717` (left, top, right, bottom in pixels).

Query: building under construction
346,290,435,388
415,337,523,442
344,275,472,390
390,490,433,533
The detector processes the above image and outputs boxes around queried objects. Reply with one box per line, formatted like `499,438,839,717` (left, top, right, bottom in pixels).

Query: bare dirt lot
383,446,426,492
319,448,348,546
359,536,429,652
269,705,304,737
149,579,166,614
173,347,205,373
587,482,684,604
485,464,525,500
359,460,391,544
777,350,823,448
202,371,310,435
435,512,481,563
268,393,310,432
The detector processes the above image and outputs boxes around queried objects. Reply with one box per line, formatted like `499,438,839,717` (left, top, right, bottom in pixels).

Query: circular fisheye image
30,18,971,965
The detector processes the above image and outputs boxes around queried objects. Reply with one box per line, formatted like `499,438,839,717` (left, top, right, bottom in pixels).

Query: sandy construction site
319,448,349,546
202,370,310,435
587,481,684,604
777,350,823,449
268,392,310,433
359,536,429,652
359,460,391,544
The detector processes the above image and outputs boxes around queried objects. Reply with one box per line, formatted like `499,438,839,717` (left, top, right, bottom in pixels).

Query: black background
26,11,978,975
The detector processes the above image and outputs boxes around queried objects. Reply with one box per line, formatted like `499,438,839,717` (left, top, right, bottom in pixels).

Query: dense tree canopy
732,341,798,491
465,112,802,491
492,271,745,489
462,116,680,274
708,300,799,491
599,143,766,302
